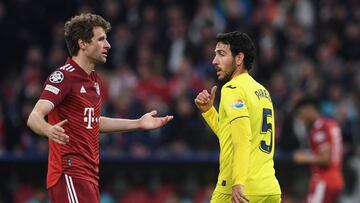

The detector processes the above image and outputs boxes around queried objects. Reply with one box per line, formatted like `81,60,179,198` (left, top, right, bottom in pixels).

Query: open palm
139,110,173,130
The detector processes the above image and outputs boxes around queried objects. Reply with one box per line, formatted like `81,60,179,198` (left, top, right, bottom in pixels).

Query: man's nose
105,40,111,49
212,57,218,65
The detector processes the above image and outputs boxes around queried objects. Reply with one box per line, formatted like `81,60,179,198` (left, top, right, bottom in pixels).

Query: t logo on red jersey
84,107,98,129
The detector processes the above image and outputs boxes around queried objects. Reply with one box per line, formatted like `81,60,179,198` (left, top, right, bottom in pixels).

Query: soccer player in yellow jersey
195,31,281,203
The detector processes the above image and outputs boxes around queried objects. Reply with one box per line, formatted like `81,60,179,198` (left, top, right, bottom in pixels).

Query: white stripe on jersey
65,65,73,71
59,64,71,70
59,64,75,72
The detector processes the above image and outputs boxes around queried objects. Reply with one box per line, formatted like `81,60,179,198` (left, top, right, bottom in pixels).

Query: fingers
232,190,249,203
194,97,206,105
194,90,211,105
53,127,69,142
160,115,174,125
148,110,157,116
48,124,69,144
233,192,242,203
52,134,68,145
233,196,248,203
166,115,174,121
57,119,68,127
242,196,249,202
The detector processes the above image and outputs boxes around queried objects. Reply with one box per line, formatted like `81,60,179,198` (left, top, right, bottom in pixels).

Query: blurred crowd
0,0,359,202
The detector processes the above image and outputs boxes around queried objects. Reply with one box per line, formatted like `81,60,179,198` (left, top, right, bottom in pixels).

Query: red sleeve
39,69,71,107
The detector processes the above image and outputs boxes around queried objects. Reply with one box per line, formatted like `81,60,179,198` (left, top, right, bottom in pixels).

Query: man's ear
235,53,244,66
78,39,86,50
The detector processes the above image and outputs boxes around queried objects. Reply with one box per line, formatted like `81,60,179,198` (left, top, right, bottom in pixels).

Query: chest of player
69,77,102,105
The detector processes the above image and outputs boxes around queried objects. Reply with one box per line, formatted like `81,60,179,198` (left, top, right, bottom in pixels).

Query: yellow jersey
202,72,281,195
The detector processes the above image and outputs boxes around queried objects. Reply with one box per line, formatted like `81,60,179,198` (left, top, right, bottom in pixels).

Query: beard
217,60,237,83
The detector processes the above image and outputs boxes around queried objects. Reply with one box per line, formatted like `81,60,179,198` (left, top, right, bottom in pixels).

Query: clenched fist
194,86,217,113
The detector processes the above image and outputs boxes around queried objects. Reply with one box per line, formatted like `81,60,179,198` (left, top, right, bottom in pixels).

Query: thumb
210,86,217,99
57,119,68,127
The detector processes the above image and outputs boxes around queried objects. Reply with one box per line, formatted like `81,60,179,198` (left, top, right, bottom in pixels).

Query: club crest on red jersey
49,71,64,83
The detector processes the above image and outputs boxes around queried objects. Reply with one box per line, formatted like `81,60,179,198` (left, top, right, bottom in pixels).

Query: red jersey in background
306,117,344,203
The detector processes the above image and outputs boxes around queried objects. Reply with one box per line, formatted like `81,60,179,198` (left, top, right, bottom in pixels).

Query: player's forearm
27,110,52,136
294,148,330,166
306,153,330,166
201,106,219,135
231,117,251,186
99,116,141,133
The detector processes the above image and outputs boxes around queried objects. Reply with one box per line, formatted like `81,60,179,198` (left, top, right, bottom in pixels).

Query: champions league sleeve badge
49,71,64,83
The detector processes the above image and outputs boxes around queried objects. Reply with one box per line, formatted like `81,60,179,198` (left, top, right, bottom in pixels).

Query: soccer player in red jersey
293,98,344,203
27,13,173,203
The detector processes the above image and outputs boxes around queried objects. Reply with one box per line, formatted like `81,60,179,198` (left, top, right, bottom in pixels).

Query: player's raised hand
139,110,174,130
194,86,217,113
45,119,69,145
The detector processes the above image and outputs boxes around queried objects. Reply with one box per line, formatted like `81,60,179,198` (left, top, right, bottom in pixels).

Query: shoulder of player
222,80,245,92
49,63,77,80
56,63,77,74
312,118,337,135
319,117,339,128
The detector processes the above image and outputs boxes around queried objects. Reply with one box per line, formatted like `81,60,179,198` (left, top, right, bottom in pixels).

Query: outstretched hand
139,110,174,130
45,119,69,145
194,86,217,113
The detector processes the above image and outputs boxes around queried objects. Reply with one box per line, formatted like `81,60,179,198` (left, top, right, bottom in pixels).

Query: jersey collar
66,57,93,77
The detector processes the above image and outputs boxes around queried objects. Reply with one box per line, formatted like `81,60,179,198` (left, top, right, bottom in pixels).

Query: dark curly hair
216,31,255,70
64,13,111,56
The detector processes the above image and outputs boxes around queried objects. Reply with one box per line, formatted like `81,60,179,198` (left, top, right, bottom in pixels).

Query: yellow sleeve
221,87,251,186
201,106,219,136
231,117,251,186
221,87,249,120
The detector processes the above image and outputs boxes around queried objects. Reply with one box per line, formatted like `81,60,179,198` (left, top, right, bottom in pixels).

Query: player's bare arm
194,86,217,113
27,100,69,145
99,110,173,133
293,144,330,166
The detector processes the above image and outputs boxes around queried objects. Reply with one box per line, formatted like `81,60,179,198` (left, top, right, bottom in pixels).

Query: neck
72,54,95,75
230,65,247,80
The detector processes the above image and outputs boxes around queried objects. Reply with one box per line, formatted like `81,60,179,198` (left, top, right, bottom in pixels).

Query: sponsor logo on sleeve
49,71,64,83
44,84,60,95
231,99,245,109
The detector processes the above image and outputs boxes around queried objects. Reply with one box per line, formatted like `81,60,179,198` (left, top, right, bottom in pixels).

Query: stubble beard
218,61,237,84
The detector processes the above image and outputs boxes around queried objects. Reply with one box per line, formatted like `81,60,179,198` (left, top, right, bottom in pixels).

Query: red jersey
40,58,102,188
310,117,344,188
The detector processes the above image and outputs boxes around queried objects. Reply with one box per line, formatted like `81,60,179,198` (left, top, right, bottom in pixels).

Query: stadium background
0,0,359,202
